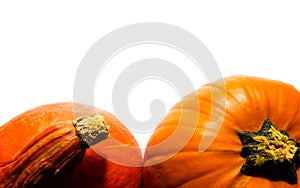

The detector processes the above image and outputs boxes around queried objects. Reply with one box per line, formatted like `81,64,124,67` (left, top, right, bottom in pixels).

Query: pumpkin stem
238,118,300,184
73,115,110,148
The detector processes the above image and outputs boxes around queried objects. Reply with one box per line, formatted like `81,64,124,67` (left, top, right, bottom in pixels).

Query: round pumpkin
144,75,300,187
0,102,142,187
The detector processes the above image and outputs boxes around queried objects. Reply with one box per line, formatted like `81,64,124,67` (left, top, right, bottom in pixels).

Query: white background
1,1,300,149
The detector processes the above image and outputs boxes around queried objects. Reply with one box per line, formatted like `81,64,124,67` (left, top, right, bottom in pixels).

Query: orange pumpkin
144,75,300,187
0,102,142,187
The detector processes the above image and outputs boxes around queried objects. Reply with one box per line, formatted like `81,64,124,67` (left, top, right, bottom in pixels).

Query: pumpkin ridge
18,138,84,187
0,124,72,168
1,125,82,187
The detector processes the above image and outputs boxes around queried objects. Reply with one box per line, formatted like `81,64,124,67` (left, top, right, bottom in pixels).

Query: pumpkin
143,75,300,187
0,102,142,187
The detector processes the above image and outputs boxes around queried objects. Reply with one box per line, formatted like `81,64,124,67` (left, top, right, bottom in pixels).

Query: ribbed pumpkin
0,102,142,187
144,76,300,187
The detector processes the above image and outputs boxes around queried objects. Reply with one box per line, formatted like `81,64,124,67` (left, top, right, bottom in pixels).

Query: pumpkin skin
0,102,142,187
143,76,300,188
62,105,143,188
